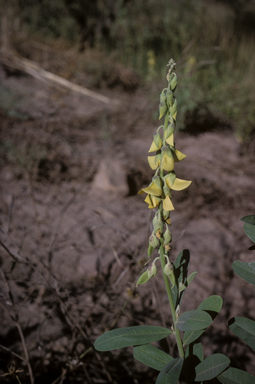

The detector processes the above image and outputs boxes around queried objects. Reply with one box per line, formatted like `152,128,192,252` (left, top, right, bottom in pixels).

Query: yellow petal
163,195,175,211
166,217,171,225
171,178,192,191
151,195,161,208
148,141,160,153
161,153,174,172
165,133,174,146
144,194,153,207
148,156,160,170
174,149,186,162
142,181,162,197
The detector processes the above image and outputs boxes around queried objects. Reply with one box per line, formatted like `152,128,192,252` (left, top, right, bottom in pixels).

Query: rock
92,157,129,196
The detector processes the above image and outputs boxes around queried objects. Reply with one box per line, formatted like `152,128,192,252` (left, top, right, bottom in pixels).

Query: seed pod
152,211,164,234
149,231,159,249
163,224,172,245
163,262,173,276
136,270,150,286
148,263,157,278
147,244,153,258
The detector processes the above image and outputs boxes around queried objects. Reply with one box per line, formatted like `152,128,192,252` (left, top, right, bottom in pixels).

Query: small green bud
159,102,167,120
170,74,177,91
179,283,186,293
166,90,174,107
149,231,159,248
170,99,177,116
148,263,157,278
153,131,162,149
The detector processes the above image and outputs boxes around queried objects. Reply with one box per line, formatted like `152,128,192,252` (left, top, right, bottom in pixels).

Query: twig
0,344,25,361
0,49,119,105
0,270,34,384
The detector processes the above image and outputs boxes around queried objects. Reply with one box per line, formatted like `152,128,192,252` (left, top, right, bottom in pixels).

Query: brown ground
0,58,255,384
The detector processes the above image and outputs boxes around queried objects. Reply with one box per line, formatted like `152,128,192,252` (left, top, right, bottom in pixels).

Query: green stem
159,234,184,358
159,164,184,357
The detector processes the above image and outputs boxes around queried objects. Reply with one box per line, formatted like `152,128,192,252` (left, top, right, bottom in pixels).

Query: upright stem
159,209,184,358
159,126,184,357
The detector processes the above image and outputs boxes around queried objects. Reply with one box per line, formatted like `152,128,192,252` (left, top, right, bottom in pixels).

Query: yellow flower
165,173,192,191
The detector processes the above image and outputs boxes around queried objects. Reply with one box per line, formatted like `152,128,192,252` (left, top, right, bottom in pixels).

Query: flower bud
166,90,174,107
170,98,177,116
149,231,159,249
170,73,177,91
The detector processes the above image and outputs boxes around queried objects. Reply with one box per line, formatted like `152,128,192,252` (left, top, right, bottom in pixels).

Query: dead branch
0,49,119,105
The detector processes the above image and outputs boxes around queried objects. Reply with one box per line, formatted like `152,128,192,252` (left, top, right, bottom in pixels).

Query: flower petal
148,141,160,153
161,153,175,171
171,178,192,191
141,181,161,196
166,177,191,191
163,195,175,211
174,149,186,162
148,156,160,170
166,133,174,146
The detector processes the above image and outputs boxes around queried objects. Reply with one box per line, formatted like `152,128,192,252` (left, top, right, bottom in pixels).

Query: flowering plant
94,60,255,384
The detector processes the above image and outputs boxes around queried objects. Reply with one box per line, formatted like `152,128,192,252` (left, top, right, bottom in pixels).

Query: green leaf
183,296,222,346
195,354,230,381
241,215,255,225
187,271,197,286
197,295,223,317
243,223,255,243
229,317,255,351
156,357,184,384
94,326,172,351
218,367,255,384
183,329,204,346
172,249,190,308
133,344,173,371
232,261,255,286
176,310,212,331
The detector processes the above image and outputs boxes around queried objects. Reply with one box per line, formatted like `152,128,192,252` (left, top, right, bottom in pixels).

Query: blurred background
0,1,255,383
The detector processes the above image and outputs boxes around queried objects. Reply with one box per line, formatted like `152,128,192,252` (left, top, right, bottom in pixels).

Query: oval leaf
197,295,223,316
218,367,255,384
94,326,172,351
133,344,173,371
156,357,184,384
244,223,255,243
232,261,255,286
177,310,212,331
195,354,230,381
241,215,255,225
229,317,255,351
183,329,204,346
